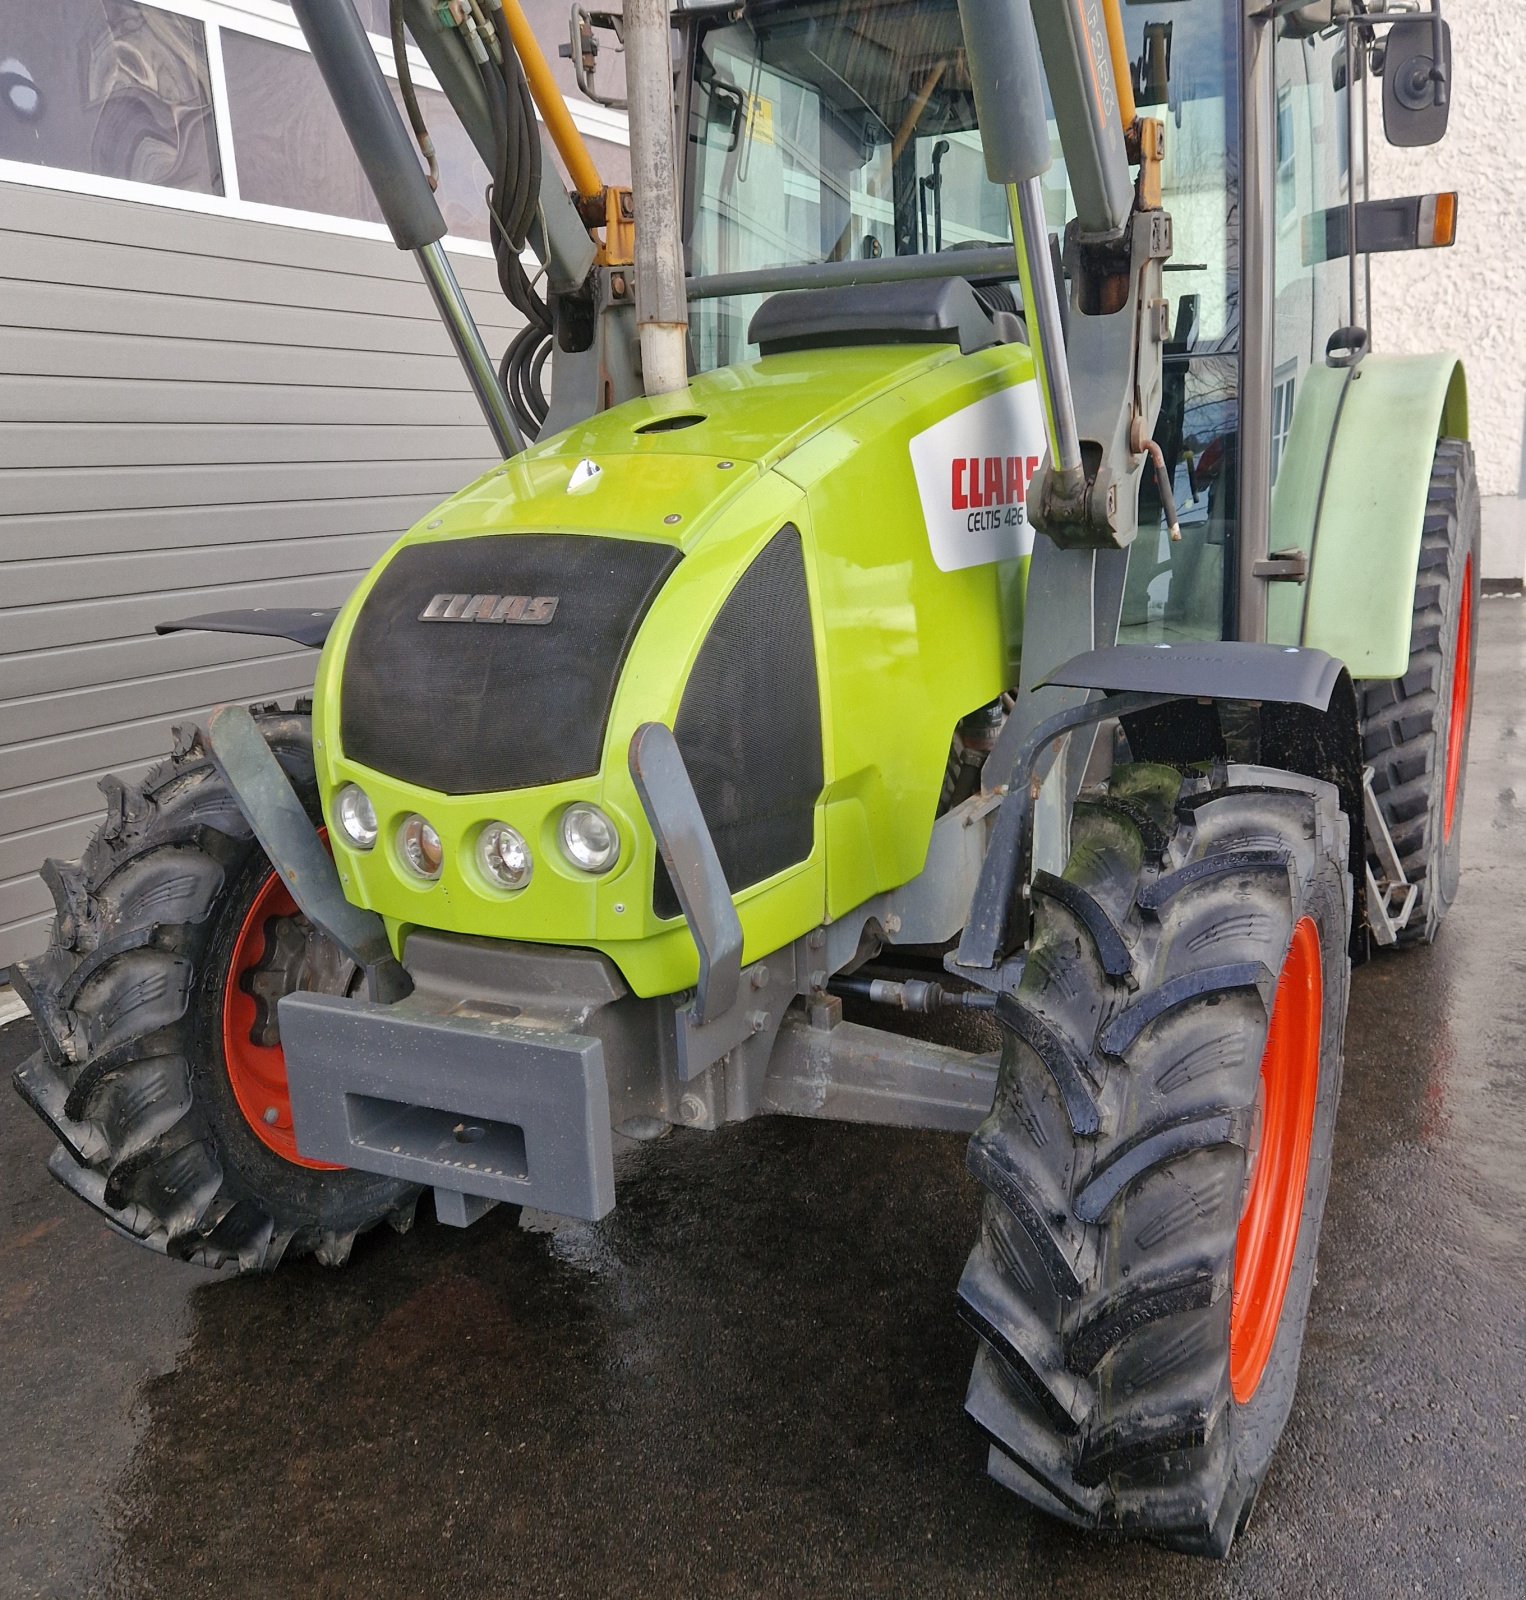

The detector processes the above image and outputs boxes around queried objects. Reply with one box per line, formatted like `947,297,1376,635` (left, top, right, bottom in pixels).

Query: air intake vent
655,526,823,919
341,534,679,795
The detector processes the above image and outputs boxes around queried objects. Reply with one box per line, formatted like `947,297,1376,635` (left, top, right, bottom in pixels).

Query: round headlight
335,784,378,850
398,814,443,880
476,822,532,891
560,804,620,874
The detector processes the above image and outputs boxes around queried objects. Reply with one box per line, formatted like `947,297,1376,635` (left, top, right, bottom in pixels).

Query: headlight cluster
335,784,378,850
398,814,443,880
560,804,620,874
477,822,532,890
332,787,621,891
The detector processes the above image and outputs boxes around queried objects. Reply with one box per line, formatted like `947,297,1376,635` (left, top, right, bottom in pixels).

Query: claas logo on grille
419,593,560,625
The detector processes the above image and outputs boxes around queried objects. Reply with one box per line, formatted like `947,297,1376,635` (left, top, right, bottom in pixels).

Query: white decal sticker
909,382,1048,572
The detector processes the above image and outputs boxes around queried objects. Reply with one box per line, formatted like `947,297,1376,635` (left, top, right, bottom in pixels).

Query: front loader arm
956,0,1170,552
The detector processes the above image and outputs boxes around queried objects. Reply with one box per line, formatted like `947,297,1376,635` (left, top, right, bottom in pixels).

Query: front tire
958,761,1350,1555
11,705,418,1272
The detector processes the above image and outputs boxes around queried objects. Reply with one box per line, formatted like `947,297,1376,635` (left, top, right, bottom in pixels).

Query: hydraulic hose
389,0,438,189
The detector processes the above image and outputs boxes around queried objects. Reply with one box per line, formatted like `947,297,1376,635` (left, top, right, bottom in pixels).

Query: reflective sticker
908,382,1047,572
745,93,775,145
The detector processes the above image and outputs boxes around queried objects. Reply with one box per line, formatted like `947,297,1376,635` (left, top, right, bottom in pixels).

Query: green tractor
13,0,1474,1557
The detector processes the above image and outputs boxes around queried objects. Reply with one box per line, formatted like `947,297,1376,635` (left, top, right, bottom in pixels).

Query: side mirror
706,81,745,154
1382,17,1453,149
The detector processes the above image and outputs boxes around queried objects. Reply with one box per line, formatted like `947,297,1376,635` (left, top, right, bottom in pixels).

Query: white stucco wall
1367,1,1526,582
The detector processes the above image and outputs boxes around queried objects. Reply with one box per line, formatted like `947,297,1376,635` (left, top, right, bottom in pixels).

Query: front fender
1269,352,1468,679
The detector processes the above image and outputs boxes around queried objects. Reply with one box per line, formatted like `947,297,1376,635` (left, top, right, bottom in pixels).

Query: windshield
685,0,1005,367
684,0,1237,371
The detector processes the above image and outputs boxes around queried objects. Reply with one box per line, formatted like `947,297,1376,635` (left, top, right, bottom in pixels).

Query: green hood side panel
1268,352,1468,676
312,342,1039,997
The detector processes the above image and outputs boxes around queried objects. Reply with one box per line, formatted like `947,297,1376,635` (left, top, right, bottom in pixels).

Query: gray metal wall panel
3,231,515,329
0,180,509,968
0,376,485,426
0,495,441,561
6,631,330,701
6,280,504,355
0,326,472,392
2,458,487,516
3,530,397,608
0,422,491,468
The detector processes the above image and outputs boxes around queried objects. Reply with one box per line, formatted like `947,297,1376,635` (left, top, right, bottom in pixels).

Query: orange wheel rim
1230,916,1322,1404
221,864,343,1170
1443,555,1473,842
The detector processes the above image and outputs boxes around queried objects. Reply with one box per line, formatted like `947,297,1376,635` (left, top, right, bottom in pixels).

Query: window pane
0,0,221,193
1263,22,1363,645
1270,23,1360,483
681,0,1240,643
221,31,489,241
411,80,492,243
348,0,393,34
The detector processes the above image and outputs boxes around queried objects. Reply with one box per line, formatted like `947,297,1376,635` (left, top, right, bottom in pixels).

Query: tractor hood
310,338,1036,997
443,340,967,548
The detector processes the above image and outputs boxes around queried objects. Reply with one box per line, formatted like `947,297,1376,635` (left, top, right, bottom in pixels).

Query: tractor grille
655,526,823,919
341,534,680,795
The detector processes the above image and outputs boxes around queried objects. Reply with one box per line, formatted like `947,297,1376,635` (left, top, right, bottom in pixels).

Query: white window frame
0,0,628,256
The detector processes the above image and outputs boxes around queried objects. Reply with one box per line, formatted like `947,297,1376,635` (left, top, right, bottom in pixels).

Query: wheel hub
222,866,355,1168
242,911,358,1049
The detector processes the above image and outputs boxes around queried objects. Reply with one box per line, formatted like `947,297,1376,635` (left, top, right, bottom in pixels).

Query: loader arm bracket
204,706,410,1003
628,721,743,1038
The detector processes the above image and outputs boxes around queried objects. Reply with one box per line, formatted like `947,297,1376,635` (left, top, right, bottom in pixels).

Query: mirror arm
1431,2,1449,107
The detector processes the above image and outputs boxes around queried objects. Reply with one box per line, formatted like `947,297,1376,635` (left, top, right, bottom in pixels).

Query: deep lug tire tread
10,703,418,1273
959,761,1351,1556
1358,438,1480,944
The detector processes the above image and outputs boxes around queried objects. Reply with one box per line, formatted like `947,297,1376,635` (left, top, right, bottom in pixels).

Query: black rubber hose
389,0,438,189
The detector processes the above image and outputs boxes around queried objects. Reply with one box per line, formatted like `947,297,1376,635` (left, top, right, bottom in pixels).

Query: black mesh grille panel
341,534,680,795
656,526,823,919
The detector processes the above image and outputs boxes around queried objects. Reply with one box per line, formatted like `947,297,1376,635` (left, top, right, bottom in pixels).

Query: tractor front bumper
279,989,616,1225
276,931,673,1224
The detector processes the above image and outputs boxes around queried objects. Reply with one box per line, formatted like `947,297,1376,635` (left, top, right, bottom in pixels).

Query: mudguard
1268,351,1468,679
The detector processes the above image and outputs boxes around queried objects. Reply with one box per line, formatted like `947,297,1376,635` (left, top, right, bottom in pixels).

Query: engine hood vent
340,533,679,795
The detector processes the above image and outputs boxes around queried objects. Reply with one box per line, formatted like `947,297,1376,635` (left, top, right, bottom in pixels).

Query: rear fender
1269,352,1468,678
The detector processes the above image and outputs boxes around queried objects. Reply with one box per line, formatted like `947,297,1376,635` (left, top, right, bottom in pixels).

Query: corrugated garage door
0,180,511,969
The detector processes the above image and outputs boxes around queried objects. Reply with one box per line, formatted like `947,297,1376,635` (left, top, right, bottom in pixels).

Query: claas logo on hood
418,593,559,625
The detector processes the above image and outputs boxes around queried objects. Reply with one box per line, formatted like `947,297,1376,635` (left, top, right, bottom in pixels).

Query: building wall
0,180,506,968
0,0,630,973
1367,1,1526,582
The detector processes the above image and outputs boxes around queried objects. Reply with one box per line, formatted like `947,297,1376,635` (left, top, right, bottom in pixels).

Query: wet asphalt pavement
5,604,1526,1600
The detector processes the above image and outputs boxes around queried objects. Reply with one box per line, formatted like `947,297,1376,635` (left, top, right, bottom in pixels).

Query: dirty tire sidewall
10,706,417,1272
1431,457,1480,923
958,763,1352,1557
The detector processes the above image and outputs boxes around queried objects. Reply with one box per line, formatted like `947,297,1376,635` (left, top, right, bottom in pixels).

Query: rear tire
1359,438,1480,944
11,705,419,1272
959,761,1350,1556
